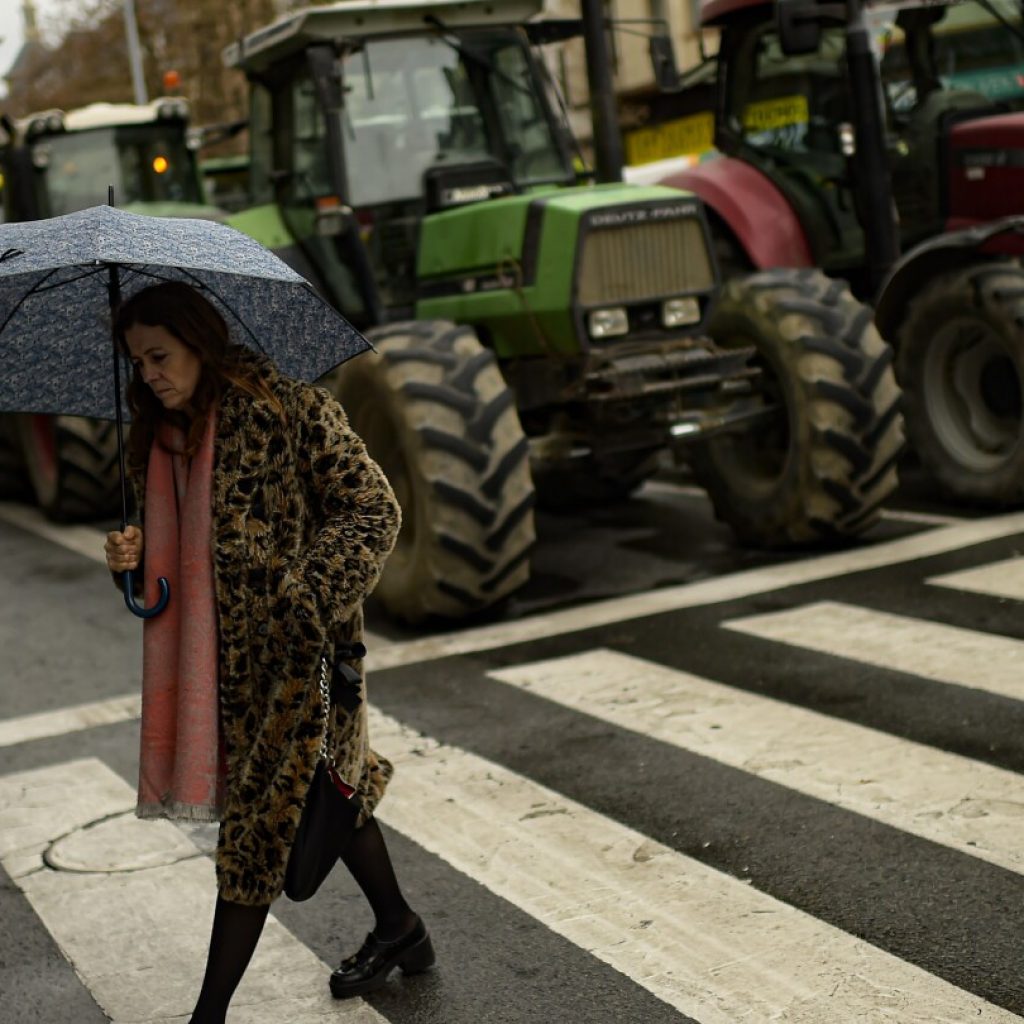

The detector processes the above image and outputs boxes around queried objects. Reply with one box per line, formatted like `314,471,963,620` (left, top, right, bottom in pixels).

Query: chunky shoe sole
329,931,436,999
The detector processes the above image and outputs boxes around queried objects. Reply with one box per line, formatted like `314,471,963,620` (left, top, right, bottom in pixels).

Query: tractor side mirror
650,33,681,92
777,0,822,55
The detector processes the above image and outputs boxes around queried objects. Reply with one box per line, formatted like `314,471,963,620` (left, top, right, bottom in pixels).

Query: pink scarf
136,409,224,821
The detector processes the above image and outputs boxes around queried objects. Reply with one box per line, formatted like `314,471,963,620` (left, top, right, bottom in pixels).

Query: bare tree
5,0,293,133
138,0,282,131
5,0,132,115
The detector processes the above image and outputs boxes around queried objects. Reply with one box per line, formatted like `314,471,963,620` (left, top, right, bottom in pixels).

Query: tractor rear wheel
15,414,121,521
895,263,1024,505
323,320,536,623
693,268,903,546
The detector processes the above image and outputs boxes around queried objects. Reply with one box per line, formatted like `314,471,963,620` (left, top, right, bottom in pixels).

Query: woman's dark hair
115,282,280,467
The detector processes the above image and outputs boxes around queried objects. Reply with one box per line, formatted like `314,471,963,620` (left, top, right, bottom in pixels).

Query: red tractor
654,0,1024,518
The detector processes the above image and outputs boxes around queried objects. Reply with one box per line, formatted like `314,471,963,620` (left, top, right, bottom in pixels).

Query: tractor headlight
662,297,702,328
588,307,629,339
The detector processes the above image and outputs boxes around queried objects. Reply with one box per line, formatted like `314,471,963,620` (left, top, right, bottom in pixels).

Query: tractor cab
226,0,579,325
0,99,222,221
712,9,864,270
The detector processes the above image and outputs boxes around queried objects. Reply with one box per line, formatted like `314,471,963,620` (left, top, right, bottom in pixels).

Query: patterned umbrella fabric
0,204,369,419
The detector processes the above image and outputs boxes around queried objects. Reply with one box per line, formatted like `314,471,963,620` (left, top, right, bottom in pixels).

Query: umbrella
0,200,371,618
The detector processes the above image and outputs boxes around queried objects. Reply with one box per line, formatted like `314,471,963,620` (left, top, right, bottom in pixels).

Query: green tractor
221,0,903,624
650,0,1024,507
0,97,223,519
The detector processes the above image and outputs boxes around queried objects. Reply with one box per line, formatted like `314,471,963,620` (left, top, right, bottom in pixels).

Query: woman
103,281,432,1023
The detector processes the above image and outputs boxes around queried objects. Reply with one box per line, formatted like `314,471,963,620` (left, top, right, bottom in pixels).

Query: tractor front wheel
693,268,903,546
323,320,536,624
895,262,1024,505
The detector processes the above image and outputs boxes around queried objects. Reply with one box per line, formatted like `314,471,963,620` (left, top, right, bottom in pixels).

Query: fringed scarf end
136,801,222,823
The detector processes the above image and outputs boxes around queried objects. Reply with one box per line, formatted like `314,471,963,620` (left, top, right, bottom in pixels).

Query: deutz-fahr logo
587,202,698,228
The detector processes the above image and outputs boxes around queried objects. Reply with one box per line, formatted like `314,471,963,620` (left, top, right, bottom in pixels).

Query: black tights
189,897,269,1024
189,816,414,1023
341,815,417,941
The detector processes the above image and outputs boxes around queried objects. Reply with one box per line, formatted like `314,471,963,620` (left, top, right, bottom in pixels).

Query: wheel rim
923,317,1022,471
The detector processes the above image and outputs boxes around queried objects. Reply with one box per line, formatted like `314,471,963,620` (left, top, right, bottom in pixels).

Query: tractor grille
576,216,714,307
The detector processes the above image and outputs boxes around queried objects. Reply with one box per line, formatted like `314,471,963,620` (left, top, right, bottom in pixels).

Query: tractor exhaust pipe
845,0,900,294
581,0,625,183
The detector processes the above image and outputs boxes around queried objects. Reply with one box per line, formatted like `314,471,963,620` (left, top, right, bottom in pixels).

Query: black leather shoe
330,917,435,999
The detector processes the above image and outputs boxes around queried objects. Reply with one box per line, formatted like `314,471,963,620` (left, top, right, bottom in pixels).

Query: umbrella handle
122,570,170,619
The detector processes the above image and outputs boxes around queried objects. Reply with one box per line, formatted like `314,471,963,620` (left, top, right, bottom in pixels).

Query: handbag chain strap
317,652,331,764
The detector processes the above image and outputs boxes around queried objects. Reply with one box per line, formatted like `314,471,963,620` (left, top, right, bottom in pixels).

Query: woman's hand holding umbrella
104,525,143,573
103,524,166,618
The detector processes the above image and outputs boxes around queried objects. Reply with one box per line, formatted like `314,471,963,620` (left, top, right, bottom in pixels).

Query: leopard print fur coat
127,347,401,905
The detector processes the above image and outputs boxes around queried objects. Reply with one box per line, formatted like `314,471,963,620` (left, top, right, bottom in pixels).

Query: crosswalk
2,511,1024,1021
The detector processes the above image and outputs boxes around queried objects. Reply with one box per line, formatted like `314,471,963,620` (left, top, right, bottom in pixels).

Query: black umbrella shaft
107,263,130,530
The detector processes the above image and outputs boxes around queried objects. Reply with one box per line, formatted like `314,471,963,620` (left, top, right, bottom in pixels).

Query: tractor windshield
874,0,1024,113
36,124,202,216
337,32,573,207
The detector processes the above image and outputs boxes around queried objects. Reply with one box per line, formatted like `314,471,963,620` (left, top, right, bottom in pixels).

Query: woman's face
125,323,203,412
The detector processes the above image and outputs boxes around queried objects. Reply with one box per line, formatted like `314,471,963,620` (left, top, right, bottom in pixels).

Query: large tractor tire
895,263,1024,505
0,416,32,501
15,414,121,522
692,268,903,546
323,320,536,624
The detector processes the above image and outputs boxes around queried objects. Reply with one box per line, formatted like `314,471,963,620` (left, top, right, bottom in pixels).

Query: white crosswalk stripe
486,648,1024,874
722,600,1024,701
0,693,140,749
929,556,1024,602
366,512,1024,670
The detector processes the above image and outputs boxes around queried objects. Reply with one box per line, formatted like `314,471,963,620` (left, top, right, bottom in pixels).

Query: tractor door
335,35,491,318
250,57,373,327
717,14,865,275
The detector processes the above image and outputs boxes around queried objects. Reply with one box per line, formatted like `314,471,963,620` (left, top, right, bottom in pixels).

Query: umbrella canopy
0,204,369,419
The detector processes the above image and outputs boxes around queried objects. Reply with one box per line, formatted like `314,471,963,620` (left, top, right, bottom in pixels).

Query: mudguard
874,215,1024,340
660,156,814,268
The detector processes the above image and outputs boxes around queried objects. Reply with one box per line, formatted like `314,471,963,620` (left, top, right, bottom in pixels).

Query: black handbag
284,642,366,902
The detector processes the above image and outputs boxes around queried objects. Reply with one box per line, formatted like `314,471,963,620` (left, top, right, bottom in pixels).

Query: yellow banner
742,95,809,133
625,111,715,166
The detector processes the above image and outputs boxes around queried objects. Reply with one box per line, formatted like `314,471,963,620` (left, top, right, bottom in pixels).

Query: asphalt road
1,477,1022,1023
